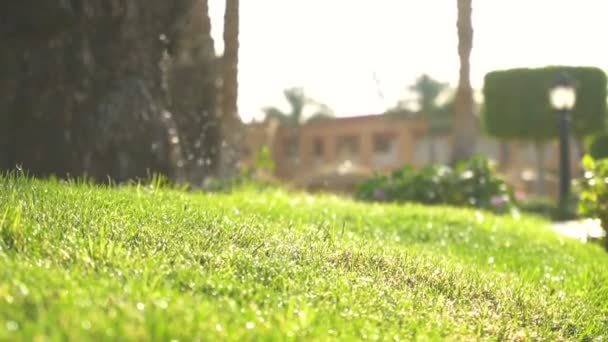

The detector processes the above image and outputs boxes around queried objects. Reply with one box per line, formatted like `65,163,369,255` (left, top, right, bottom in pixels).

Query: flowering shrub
356,156,516,214
576,155,608,240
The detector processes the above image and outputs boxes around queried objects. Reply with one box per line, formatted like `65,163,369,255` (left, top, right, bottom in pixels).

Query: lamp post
549,73,577,214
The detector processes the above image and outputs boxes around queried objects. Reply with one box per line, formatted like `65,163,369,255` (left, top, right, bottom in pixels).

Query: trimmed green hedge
483,66,607,141
587,132,608,160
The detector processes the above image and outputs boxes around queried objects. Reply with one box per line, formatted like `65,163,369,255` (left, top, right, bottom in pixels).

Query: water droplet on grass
216,323,223,332
246,322,255,329
81,320,92,330
475,211,484,223
488,257,495,264
18,285,29,296
157,300,168,309
136,303,145,311
6,321,18,331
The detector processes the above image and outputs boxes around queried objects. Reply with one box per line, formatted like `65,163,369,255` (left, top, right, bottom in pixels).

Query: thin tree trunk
451,0,477,164
218,0,243,178
534,141,546,196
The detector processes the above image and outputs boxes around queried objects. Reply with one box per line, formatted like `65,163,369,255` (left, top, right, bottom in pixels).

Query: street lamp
549,73,577,215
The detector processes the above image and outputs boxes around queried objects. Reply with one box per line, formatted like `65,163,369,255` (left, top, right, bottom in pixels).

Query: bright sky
209,0,608,122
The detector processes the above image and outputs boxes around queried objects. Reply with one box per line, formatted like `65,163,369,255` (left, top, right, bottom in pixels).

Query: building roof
304,113,421,127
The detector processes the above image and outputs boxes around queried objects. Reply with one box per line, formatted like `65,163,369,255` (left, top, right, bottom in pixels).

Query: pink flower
373,188,387,201
490,195,506,207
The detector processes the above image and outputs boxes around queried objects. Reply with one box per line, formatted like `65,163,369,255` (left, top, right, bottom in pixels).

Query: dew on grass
136,302,145,311
246,322,255,329
475,211,484,223
6,321,18,331
81,320,92,330
216,323,222,332
511,208,521,221
156,300,168,309
488,257,495,264
18,284,29,296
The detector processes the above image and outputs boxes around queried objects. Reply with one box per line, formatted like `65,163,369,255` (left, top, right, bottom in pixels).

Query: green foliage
409,74,447,112
576,155,608,238
483,66,607,141
587,132,608,160
383,107,416,118
453,156,516,212
203,146,277,193
519,197,578,221
306,111,334,123
262,88,334,126
1,176,608,340
356,156,515,213
519,197,556,218
262,88,307,126
254,145,275,174
387,74,453,135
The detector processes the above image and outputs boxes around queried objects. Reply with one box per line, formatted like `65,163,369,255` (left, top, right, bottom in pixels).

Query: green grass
1,175,607,341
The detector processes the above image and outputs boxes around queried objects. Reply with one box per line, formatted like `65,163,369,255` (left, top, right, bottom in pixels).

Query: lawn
1,175,607,340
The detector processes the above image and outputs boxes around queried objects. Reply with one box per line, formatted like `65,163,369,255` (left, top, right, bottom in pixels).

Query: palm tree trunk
0,1,189,181
166,0,219,185
450,0,477,164
218,0,243,178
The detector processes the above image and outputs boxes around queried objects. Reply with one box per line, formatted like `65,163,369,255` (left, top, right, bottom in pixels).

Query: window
336,135,360,162
374,135,393,154
284,137,299,161
313,137,324,159
373,133,398,167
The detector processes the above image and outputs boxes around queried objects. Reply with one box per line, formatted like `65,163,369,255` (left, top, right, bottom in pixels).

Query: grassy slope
0,176,607,341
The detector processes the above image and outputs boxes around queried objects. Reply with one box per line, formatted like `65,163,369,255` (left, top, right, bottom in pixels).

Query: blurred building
240,114,581,197
241,115,426,192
